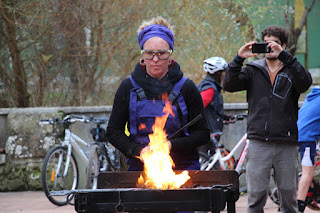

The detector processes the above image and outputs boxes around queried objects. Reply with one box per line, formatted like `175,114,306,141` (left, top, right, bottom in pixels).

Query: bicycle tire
268,186,280,206
306,155,320,210
238,169,247,193
41,146,78,206
104,143,119,172
86,144,100,189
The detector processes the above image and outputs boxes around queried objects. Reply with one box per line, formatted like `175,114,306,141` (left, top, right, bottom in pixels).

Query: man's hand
266,41,283,58
238,41,259,58
223,114,233,124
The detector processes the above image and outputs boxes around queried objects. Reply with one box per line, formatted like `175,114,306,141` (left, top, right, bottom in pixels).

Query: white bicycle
199,113,248,192
40,114,119,206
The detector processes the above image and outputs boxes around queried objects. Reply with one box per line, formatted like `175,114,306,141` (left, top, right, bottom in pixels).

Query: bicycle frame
60,129,91,177
232,134,248,173
204,133,248,173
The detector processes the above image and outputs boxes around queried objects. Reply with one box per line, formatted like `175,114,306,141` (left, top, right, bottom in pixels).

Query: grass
222,90,246,103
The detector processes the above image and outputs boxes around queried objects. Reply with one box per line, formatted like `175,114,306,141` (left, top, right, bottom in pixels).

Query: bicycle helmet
203,57,228,74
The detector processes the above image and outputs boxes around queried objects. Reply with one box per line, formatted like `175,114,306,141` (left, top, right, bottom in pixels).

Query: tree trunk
2,0,30,107
285,0,316,55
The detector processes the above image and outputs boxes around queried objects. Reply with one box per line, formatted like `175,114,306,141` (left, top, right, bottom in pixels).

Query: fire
137,97,190,190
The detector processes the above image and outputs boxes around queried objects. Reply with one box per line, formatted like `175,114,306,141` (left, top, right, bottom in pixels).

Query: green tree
0,0,317,107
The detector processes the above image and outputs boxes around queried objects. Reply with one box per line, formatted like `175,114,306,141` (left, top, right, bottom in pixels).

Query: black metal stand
72,170,240,213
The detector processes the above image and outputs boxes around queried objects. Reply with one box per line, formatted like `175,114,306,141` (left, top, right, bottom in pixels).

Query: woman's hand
139,140,172,162
167,140,172,150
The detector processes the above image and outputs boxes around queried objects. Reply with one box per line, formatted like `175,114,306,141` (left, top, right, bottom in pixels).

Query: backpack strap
129,77,145,135
169,77,189,135
129,77,146,100
129,76,189,136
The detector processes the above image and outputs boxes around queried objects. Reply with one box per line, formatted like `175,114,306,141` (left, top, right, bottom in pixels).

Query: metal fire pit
74,170,239,213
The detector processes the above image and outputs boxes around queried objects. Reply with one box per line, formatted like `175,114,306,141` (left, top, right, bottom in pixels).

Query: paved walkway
0,191,315,212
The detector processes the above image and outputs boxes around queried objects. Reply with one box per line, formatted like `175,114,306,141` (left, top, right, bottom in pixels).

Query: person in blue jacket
297,86,320,213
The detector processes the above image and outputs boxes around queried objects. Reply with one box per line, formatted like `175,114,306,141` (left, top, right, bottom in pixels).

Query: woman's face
143,37,172,79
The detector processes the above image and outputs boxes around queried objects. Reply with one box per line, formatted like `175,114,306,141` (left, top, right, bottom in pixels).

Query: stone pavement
0,191,315,213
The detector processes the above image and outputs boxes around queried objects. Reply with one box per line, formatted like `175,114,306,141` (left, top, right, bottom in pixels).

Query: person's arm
223,41,257,92
265,40,312,94
106,79,144,158
223,54,249,92
200,88,214,108
169,79,210,153
277,50,312,94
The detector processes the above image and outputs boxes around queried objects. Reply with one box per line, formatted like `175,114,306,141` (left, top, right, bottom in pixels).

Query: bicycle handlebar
224,113,248,124
211,113,247,139
39,114,109,127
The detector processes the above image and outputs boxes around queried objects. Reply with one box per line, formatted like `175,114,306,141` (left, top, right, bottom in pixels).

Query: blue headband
138,24,174,50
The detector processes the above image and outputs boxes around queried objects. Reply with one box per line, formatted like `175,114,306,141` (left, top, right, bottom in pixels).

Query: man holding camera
224,25,312,212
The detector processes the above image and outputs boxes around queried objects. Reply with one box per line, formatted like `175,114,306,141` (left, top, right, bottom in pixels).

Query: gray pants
246,139,298,213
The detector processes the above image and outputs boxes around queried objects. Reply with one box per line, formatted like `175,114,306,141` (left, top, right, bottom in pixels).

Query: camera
252,42,271,54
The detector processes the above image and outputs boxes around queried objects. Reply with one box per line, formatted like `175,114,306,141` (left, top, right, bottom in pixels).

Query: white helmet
203,57,228,74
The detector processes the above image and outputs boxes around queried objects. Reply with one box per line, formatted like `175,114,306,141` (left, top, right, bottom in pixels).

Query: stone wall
0,107,111,191
0,104,247,191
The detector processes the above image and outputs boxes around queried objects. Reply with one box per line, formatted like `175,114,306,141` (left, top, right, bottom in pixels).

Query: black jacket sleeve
223,54,249,92
277,50,312,94
106,79,144,158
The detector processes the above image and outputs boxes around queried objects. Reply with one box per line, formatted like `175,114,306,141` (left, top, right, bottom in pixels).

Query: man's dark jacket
224,50,312,143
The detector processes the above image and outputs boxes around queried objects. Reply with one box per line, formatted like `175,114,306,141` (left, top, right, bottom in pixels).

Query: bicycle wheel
268,169,280,206
41,146,78,206
306,155,320,210
104,143,120,171
199,151,220,170
268,186,280,205
86,144,100,189
238,168,247,193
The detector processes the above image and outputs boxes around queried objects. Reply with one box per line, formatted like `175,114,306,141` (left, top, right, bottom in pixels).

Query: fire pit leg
226,189,237,213
226,202,236,213
210,189,227,213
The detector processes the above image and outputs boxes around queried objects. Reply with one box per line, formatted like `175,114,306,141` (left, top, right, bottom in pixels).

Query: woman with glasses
106,16,210,171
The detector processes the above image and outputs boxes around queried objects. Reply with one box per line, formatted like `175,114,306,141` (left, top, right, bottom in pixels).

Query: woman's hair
137,16,174,35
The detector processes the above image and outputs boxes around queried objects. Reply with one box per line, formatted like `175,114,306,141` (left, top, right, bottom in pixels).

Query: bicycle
85,117,121,189
199,113,248,192
40,114,119,206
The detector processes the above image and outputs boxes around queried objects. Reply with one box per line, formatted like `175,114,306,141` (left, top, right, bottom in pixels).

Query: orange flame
137,98,190,189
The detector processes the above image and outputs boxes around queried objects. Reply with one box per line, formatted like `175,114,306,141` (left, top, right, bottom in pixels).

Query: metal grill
74,170,239,213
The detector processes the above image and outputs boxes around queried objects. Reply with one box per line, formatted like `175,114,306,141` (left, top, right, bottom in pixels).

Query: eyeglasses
141,49,172,60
